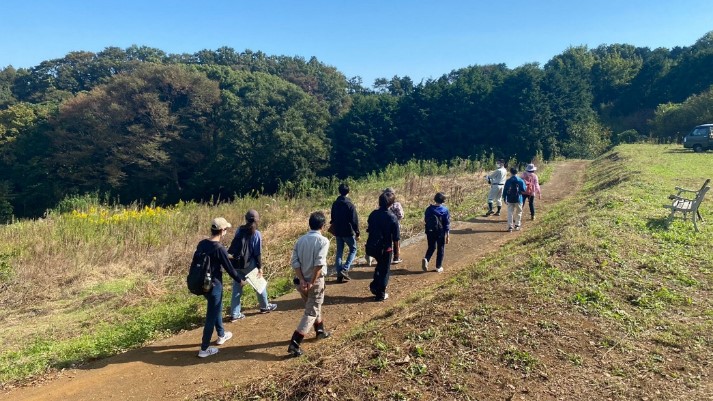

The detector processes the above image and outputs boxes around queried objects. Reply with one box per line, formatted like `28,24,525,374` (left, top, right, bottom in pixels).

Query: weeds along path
4,160,589,401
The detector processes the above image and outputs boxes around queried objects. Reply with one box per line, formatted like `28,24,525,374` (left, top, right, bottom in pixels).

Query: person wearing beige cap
520,163,542,221
194,217,247,358
227,209,277,321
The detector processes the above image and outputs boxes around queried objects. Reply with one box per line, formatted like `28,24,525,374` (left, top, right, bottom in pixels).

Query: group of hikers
192,160,542,358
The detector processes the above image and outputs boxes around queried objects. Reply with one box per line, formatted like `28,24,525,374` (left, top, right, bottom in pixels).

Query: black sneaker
341,271,352,281
287,343,303,357
336,273,343,283
316,331,331,340
484,210,494,217
494,212,501,216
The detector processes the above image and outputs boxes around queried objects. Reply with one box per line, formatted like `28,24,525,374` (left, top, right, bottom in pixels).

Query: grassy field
0,156,548,385
210,144,713,400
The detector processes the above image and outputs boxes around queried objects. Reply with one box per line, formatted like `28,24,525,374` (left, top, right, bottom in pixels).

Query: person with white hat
194,217,247,358
520,163,542,221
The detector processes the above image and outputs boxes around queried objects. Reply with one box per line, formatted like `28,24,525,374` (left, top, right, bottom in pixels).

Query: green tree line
1,32,713,220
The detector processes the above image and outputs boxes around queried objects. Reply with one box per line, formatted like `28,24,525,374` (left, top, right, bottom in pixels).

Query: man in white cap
484,159,507,216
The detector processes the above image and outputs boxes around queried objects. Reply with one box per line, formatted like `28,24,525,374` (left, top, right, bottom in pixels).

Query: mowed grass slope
213,145,713,401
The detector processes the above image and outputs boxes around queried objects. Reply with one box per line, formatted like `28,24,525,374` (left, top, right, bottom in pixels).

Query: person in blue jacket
502,167,528,232
227,209,277,322
421,192,451,273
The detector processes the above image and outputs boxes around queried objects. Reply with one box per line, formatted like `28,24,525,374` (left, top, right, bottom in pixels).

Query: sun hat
525,163,537,172
211,217,232,230
245,209,260,222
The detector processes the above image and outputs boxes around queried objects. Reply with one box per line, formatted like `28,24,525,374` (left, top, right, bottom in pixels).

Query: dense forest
1,32,713,220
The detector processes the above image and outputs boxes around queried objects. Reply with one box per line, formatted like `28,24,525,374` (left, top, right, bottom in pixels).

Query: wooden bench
664,179,710,232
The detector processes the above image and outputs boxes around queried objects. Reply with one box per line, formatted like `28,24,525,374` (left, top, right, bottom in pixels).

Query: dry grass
0,158,507,384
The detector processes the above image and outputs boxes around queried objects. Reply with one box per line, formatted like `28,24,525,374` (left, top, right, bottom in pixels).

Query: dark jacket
228,227,262,269
424,204,451,234
195,239,245,286
366,207,400,250
330,195,360,238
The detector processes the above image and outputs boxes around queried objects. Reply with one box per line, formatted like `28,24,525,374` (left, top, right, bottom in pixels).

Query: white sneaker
436,267,444,273
421,258,429,272
383,293,389,300
216,331,232,345
198,346,219,358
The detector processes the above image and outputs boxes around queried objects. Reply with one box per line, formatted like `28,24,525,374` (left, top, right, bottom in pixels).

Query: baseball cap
211,217,232,230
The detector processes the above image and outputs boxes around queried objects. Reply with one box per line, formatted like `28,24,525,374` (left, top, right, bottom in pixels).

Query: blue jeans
231,260,269,318
425,232,446,268
369,250,392,300
335,235,357,274
202,282,225,350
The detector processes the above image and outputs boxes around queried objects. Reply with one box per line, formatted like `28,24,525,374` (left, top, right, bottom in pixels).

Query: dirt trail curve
4,160,589,401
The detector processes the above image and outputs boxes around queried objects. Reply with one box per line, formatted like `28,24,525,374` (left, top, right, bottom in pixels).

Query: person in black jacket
194,217,247,358
366,191,400,302
330,183,360,283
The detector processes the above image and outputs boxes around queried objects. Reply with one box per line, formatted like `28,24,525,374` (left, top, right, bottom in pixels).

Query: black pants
424,232,446,268
523,194,536,217
369,251,392,300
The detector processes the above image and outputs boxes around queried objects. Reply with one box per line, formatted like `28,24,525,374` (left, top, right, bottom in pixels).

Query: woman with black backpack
193,217,247,358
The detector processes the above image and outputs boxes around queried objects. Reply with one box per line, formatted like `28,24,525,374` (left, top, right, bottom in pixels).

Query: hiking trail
3,160,588,401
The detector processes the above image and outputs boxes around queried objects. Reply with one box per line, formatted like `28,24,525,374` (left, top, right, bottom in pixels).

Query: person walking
503,167,528,232
484,159,508,216
193,217,247,358
384,187,404,264
330,183,360,283
421,192,451,273
227,209,277,322
287,211,332,357
520,163,542,221
365,191,400,302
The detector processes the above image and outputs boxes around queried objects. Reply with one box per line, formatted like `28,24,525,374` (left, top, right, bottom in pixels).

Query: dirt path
4,160,589,401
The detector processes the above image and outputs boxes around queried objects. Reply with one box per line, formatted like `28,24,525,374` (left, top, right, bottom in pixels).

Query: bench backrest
693,185,710,209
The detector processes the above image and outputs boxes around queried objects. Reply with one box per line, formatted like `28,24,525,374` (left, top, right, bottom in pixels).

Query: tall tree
48,64,221,203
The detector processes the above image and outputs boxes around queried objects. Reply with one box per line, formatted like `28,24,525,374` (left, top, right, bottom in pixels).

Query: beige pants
488,185,504,206
296,277,325,334
507,202,523,228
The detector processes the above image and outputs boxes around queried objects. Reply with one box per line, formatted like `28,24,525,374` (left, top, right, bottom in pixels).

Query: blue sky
2,1,712,86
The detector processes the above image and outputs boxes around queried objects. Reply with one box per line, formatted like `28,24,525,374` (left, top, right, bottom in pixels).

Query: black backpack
365,229,386,257
229,229,248,270
186,251,212,295
425,207,443,235
505,177,521,203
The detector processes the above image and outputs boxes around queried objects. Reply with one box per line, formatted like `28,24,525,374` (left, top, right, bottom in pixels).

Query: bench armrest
673,186,697,193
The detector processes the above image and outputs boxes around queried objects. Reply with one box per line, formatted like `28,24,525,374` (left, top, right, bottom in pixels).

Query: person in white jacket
484,159,507,216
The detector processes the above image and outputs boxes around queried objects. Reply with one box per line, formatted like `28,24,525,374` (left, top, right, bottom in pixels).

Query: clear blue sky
2,1,711,86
